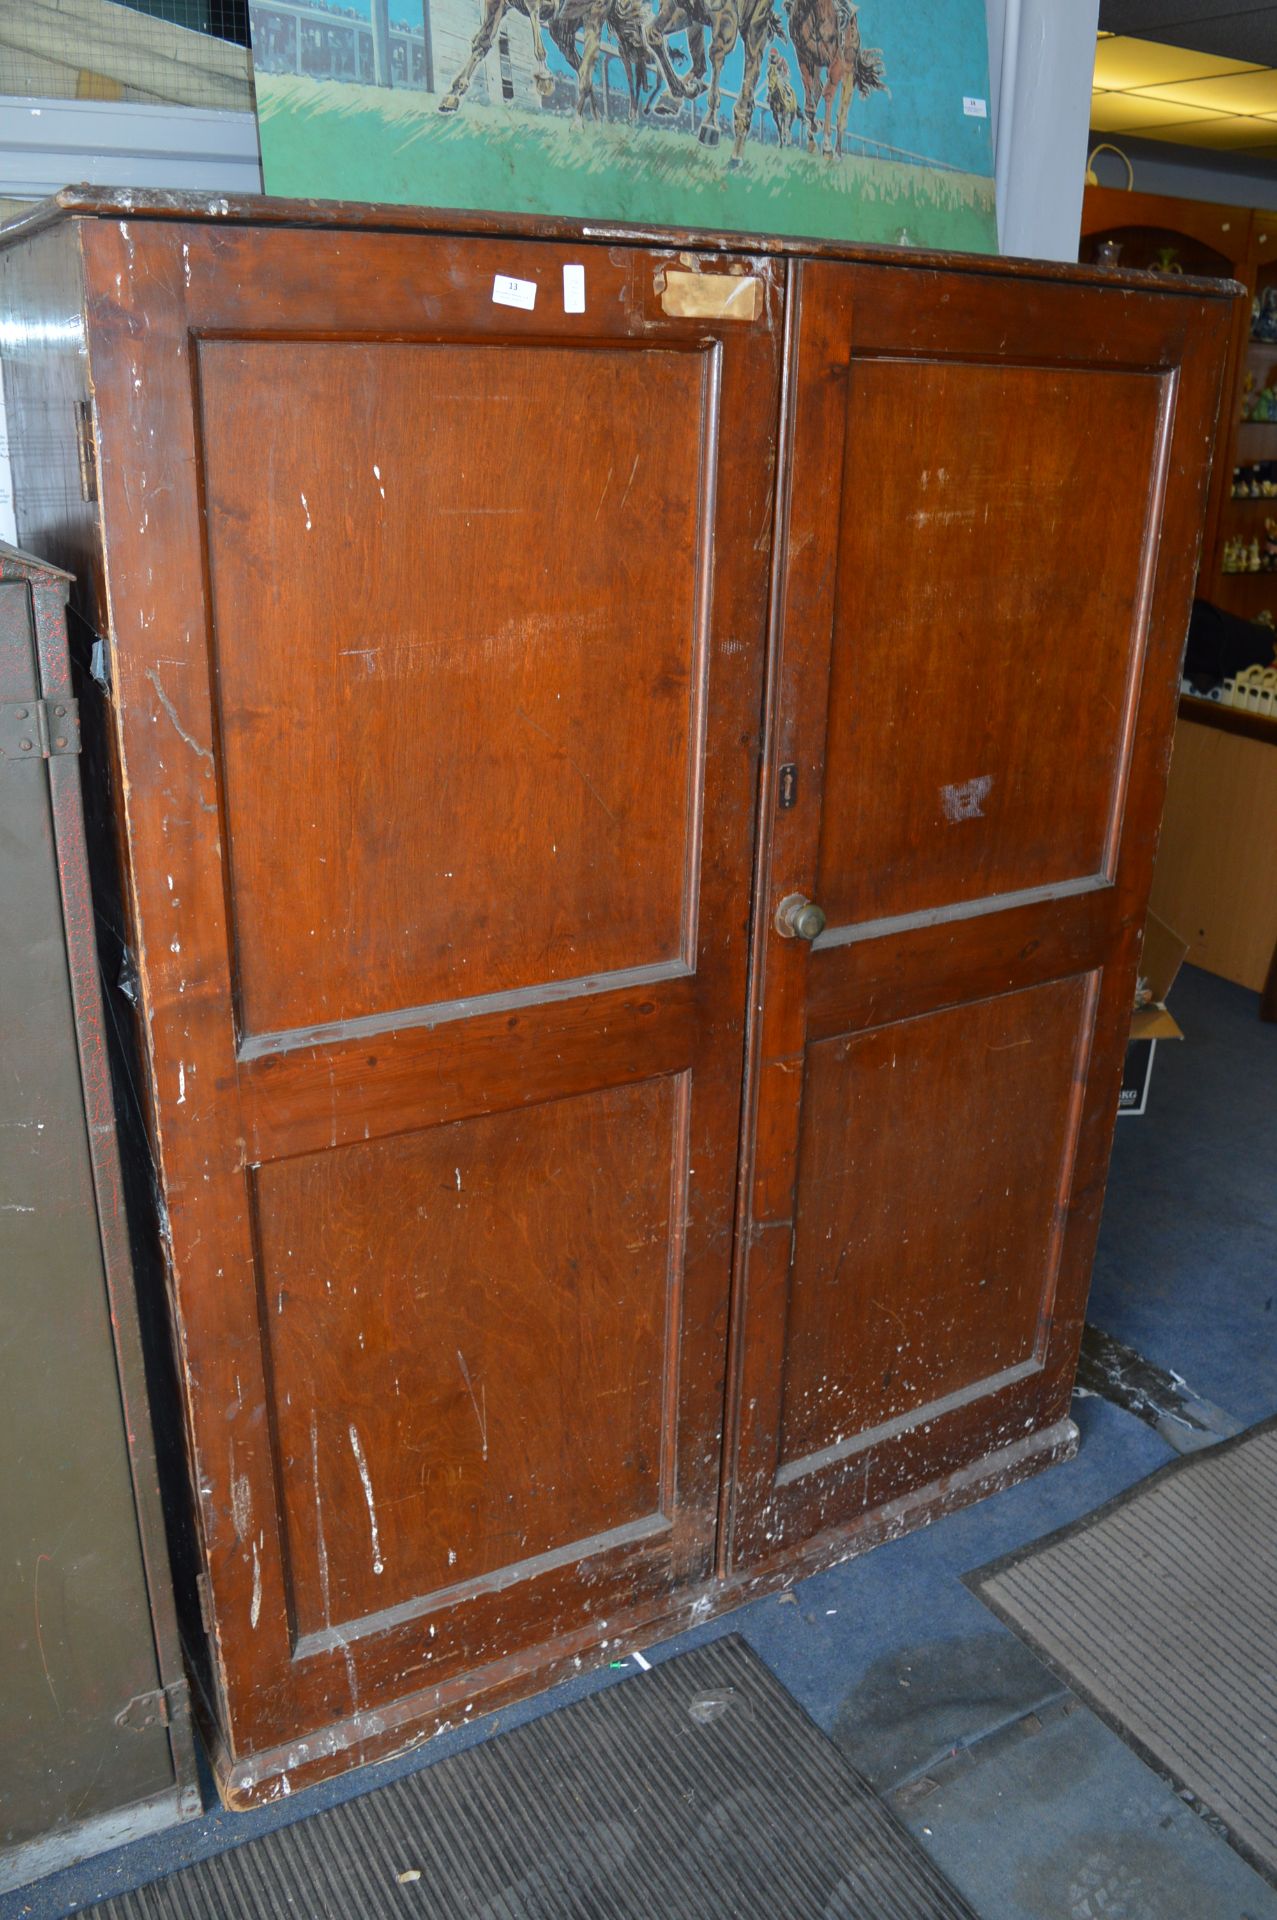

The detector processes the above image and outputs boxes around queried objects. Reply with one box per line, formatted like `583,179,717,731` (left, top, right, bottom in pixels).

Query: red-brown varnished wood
724,254,1233,1569
779,975,1096,1461
0,195,1234,1804
198,334,705,1036
816,359,1168,925
70,217,781,1767
4,184,1241,301
259,1076,684,1641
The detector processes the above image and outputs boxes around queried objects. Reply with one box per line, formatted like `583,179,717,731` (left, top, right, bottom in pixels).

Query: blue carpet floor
1092,963,1277,1428
6,965,1274,1920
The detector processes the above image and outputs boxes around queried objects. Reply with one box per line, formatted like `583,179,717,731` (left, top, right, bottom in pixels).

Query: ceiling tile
1089,91,1238,132
1132,68,1277,112
1136,111,1277,147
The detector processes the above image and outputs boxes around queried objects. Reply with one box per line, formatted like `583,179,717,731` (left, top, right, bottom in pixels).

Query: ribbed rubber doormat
968,1413,1277,1888
92,1635,977,1918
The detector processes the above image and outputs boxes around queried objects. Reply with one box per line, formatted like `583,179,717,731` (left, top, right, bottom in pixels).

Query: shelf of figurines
1239,369,1277,424
1236,297,1277,430
1182,663,1277,722
1230,464,1277,500
1248,289,1277,346
1221,529,1277,573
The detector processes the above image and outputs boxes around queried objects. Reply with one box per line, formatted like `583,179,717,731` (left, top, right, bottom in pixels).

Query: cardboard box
1118,914,1187,1116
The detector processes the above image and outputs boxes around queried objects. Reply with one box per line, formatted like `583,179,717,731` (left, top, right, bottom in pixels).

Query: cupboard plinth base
207,1415,1079,1811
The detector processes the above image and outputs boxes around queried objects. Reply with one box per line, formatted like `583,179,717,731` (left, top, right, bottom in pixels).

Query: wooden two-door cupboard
0,187,1233,1806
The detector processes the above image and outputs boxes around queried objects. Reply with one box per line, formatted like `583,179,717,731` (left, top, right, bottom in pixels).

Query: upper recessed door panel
817,356,1168,931
197,337,710,1041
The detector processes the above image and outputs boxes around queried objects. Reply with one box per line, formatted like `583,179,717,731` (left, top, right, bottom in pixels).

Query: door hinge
76,399,98,504
0,697,80,759
115,1676,190,1734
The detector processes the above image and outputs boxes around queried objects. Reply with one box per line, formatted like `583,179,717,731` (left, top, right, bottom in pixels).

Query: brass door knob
774,893,827,941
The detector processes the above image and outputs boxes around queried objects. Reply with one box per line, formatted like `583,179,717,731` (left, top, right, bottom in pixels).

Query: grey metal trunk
0,541,198,1894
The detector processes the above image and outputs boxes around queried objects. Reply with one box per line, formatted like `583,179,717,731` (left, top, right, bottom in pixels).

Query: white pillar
987,0,1100,262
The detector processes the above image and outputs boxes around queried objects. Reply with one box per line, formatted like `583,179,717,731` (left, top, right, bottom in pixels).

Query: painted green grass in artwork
257,75,998,252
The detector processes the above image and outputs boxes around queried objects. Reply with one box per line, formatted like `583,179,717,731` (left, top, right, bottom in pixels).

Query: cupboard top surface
0,183,1244,303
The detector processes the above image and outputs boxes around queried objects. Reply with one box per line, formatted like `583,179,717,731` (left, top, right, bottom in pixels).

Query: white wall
1087,133,1277,211
986,0,1103,261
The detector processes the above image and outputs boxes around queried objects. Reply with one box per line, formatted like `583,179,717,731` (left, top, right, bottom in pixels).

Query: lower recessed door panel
777,975,1093,1490
259,1076,688,1663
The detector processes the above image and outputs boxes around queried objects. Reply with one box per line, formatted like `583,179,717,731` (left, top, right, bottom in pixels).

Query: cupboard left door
81,219,781,1802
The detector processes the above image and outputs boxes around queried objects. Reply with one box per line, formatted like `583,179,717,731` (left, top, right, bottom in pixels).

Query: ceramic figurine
1256,287,1277,343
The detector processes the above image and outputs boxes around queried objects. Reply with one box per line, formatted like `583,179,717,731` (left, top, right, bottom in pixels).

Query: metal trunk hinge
0,697,81,759
115,1677,190,1734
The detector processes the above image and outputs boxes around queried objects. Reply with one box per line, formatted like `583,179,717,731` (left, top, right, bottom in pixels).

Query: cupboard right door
724,257,1232,1571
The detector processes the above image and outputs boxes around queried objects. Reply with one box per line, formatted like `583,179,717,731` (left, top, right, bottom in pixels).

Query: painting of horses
248,0,998,252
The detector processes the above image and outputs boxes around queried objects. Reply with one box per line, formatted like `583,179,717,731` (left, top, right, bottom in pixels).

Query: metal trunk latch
0,698,81,759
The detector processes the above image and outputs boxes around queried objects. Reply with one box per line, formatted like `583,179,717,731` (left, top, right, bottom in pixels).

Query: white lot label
563,263,586,313
492,274,537,311
963,95,988,117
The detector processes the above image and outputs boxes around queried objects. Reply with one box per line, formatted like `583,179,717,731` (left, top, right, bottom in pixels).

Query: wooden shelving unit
1215,226,1277,619
1081,186,1252,605
1152,699,1277,998
1082,191,1277,1020
1078,190,1277,621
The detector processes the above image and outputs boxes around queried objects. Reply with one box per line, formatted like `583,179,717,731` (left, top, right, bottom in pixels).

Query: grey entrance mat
967,1413,1277,1888
91,1635,978,1918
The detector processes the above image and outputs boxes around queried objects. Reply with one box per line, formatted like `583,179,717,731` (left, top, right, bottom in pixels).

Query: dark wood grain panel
779,975,1092,1469
257,1075,685,1643
240,972,697,1162
817,358,1167,928
13,185,1242,311
198,337,710,1037
804,878,1120,1042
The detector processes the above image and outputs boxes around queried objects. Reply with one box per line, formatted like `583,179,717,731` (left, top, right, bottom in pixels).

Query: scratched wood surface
723,257,1232,1570
65,218,780,1780
778,977,1091,1467
197,336,706,1036
0,202,1234,1806
815,356,1165,927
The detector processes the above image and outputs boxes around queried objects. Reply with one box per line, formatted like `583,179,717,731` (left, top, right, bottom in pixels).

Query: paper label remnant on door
247,0,997,252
